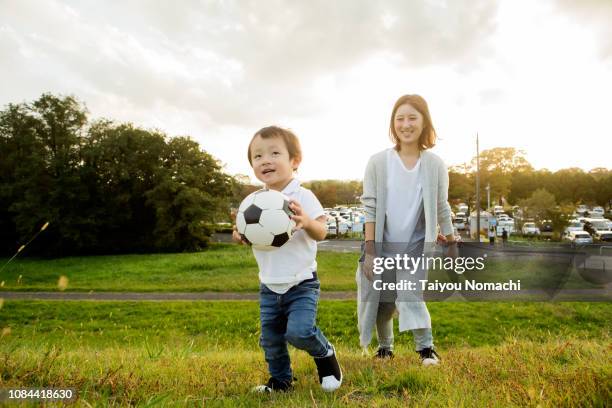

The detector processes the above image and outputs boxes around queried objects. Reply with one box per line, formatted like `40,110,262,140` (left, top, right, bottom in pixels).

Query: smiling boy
233,126,342,393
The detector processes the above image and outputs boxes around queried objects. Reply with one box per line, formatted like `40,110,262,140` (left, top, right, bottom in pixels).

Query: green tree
145,136,233,251
0,94,90,255
518,188,556,222
1,94,237,255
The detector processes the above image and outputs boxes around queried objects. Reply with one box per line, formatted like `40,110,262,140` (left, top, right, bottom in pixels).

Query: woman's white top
383,149,425,244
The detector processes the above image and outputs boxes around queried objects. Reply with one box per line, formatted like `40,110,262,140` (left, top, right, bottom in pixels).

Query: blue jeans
259,278,330,382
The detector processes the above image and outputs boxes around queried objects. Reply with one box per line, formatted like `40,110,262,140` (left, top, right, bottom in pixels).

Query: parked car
564,230,593,245
522,222,540,236
576,205,589,216
539,220,553,233
590,206,605,216
337,219,350,234
339,215,353,228
453,216,466,231
564,220,584,236
497,220,515,236
457,203,468,214
326,219,337,236
496,213,512,221
326,214,350,234
583,219,612,242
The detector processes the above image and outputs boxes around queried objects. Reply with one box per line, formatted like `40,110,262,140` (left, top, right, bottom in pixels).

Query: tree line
2,94,610,256
1,94,234,256
447,147,612,211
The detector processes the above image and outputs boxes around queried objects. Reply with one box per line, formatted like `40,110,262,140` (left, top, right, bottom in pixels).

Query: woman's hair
389,94,437,150
247,126,302,170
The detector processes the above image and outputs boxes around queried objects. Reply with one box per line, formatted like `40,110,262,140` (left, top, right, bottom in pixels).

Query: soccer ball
236,189,295,250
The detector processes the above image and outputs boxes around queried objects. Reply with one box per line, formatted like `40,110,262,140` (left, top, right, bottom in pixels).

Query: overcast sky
1,0,611,182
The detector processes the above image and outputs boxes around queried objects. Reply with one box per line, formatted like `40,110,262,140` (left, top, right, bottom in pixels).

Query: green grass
0,244,357,292
0,243,606,293
1,301,610,406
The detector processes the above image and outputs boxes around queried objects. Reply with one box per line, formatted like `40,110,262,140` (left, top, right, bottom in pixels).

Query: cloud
552,0,612,60
0,0,500,131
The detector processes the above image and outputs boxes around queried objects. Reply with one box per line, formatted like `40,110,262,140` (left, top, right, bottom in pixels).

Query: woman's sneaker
374,347,394,359
252,377,294,393
314,345,342,392
418,347,440,366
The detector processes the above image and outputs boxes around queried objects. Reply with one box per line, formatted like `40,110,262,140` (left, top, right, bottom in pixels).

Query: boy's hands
289,200,311,231
232,225,250,245
289,200,327,241
230,209,250,245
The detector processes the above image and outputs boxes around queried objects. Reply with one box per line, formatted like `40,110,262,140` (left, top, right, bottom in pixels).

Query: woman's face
394,103,424,148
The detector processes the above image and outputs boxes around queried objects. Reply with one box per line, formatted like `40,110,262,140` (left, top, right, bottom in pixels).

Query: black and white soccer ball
236,189,296,250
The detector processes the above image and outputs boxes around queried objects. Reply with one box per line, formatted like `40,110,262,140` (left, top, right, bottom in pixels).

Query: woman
357,94,457,365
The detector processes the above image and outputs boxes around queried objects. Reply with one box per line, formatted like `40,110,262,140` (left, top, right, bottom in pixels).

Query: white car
453,217,466,231
564,220,584,235
564,231,593,245
583,219,612,242
590,206,605,216
326,220,337,236
496,213,512,222
521,222,540,236
576,205,589,216
497,219,515,236
327,215,350,234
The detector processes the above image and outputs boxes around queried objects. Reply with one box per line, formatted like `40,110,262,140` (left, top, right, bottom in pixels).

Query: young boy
233,126,342,393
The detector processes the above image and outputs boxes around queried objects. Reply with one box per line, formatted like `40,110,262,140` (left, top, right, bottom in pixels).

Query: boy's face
250,135,300,191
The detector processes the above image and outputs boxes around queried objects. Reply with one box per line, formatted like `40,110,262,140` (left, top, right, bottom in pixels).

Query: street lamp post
476,133,480,241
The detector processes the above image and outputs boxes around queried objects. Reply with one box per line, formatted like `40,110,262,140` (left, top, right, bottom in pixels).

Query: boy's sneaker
374,347,394,359
418,347,440,366
314,344,342,392
252,377,294,393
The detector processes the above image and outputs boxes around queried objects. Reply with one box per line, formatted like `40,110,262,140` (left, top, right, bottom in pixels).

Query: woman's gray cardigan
356,148,454,348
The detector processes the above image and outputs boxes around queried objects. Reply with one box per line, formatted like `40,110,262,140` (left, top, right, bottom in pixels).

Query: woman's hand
362,253,376,281
361,240,376,281
445,243,459,258
437,233,459,258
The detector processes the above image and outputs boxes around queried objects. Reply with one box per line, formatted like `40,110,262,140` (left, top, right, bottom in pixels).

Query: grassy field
1,245,609,405
0,243,605,293
0,244,357,292
1,300,610,406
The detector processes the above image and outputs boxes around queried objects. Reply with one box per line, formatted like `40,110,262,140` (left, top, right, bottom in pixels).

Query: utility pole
486,183,490,212
476,133,480,241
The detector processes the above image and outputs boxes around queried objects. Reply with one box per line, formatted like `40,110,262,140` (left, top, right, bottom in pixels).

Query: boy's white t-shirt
253,178,325,294
384,149,425,244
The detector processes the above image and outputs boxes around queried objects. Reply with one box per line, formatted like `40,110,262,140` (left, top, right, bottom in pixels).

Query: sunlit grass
1,300,609,406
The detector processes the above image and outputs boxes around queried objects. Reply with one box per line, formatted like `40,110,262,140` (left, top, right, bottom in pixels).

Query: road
212,232,362,252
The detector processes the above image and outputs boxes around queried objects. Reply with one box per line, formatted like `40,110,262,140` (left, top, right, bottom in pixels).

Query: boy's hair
389,94,437,151
247,126,302,170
